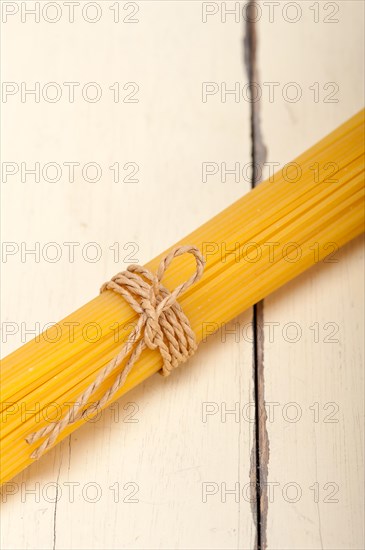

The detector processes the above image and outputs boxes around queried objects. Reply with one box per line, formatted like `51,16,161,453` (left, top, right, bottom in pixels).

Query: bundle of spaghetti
1,110,364,484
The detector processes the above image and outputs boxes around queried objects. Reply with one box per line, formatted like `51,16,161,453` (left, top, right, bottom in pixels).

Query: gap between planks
244,3,270,549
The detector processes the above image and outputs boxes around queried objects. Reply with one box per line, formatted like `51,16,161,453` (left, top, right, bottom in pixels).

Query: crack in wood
52,446,63,550
244,2,269,549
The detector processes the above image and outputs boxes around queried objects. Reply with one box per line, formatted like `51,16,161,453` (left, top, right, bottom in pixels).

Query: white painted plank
257,1,364,548
1,2,255,549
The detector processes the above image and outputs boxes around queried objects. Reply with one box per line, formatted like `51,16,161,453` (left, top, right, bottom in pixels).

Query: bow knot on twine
26,245,205,459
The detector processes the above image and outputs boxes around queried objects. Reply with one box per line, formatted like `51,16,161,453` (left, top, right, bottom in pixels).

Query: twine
26,245,205,459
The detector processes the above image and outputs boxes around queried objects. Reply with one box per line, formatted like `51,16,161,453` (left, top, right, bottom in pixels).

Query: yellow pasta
1,110,364,484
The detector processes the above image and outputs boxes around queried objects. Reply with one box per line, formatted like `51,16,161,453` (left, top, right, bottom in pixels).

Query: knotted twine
26,245,205,459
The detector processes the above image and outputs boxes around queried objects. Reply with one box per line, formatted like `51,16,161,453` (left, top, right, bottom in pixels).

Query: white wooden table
1,1,364,548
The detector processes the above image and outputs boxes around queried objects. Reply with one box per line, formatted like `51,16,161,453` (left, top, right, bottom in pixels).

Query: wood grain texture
256,1,364,548
1,2,255,549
